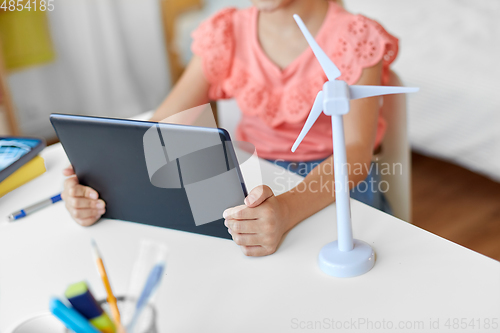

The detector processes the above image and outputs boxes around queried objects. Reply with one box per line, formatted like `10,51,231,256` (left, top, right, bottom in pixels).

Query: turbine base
318,239,375,278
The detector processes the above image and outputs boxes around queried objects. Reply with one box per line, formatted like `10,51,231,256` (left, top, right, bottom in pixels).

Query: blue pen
127,263,165,332
7,193,62,221
49,297,101,333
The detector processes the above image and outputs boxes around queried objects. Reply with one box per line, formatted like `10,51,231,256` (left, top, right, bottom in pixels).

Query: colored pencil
91,239,122,329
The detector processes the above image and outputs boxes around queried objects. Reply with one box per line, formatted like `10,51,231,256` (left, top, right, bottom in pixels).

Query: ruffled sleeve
332,14,399,85
191,8,237,100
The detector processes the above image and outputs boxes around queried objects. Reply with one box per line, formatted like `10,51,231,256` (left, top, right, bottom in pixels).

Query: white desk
1,143,499,333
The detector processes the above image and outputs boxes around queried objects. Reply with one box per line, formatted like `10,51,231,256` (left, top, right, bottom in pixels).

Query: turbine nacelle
323,81,350,116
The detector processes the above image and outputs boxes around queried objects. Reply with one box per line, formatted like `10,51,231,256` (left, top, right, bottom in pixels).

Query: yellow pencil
91,239,122,330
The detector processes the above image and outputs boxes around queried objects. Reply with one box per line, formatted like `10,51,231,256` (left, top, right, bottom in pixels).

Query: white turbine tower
292,15,419,278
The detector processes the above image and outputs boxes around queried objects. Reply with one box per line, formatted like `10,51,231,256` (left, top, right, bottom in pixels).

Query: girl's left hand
223,185,289,256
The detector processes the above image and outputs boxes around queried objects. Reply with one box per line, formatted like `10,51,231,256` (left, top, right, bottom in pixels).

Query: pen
50,297,101,333
127,262,165,332
91,239,122,329
7,193,62,221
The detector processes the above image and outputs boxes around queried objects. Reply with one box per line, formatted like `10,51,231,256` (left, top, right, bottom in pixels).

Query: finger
68,197,105,209
63,176,79,194
75,216,101,227
244,185,274,208
69,207,105,221
231,233,261,246
240,245,270,257
62,165,75,176
223,205,257,220
225,219,259,234
69,184,99,199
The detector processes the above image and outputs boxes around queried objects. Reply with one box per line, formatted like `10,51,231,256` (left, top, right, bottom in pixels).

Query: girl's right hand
61,165,106,226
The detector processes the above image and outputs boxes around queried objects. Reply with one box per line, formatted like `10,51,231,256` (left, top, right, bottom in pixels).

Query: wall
6,0,171,140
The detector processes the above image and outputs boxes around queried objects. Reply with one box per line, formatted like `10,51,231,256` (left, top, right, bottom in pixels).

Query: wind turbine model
291,15,419,278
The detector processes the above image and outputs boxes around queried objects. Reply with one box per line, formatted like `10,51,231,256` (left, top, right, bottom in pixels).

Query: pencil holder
64,296,157,333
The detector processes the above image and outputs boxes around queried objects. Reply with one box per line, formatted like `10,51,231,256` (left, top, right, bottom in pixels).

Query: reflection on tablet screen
0,138,40,171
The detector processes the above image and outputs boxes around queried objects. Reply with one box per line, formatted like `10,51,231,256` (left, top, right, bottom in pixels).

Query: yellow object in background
0,5,55,70
0,155,45,196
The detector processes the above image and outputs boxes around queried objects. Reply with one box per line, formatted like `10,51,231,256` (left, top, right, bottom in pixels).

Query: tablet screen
0,138,42,172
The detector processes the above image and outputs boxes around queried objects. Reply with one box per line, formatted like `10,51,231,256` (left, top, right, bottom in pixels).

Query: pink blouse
192,2,399,161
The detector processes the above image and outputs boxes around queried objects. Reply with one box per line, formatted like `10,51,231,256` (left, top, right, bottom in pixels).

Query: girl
62,0,398,257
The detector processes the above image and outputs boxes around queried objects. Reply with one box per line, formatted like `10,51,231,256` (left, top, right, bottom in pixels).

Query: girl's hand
223,185,289,257
61,165,106,226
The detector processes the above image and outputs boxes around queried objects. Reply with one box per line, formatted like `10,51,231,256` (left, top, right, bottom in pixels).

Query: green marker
65,281,116,333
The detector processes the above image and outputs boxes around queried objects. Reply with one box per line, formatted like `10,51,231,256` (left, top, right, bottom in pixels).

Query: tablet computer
50,114,248,239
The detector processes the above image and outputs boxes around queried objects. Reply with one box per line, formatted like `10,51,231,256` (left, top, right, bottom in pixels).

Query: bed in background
174,0,500,182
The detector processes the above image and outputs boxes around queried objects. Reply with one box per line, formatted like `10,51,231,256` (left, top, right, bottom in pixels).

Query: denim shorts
270,158,393,215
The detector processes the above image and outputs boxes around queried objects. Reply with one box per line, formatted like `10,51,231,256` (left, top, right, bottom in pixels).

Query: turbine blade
349,85,419,100
292,91,324,152
293,14,341,81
